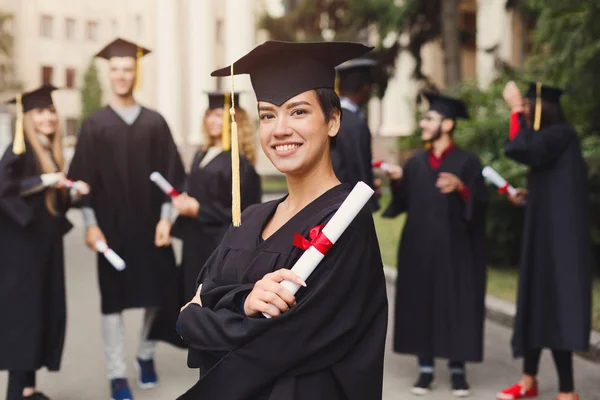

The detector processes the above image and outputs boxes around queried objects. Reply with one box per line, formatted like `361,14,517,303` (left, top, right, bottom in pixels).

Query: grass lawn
373,195,600,332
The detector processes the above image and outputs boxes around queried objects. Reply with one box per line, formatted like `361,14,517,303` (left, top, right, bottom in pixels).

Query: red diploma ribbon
372,160,383,168
498,183,509,195
293,224,333,255
168,188,180,197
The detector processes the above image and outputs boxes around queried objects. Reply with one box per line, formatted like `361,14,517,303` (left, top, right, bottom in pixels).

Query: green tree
80,58,102,127
0,12,20,92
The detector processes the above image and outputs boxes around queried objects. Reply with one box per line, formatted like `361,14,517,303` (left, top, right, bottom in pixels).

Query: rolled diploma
263,181,374,318
95,240,126,271
482,166,517,197
150,171,179,197
372,160,391,172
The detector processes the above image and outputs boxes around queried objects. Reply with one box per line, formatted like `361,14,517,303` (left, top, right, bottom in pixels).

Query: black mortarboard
524,81,564,103
524,81,565,131
423,92,469,120
335,58,377,73
207,91,241,110
7,84,58,113
211,40,374,106
95,37,151,60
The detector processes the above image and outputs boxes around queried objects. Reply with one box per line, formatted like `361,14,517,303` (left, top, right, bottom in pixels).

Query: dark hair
314,88,342,148
527,99,566,129
339,71,372,94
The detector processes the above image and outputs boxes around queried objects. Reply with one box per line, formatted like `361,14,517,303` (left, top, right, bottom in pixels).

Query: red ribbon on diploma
293,224,333,255
168,188,180,197
372,160,383,168
498,183,509,195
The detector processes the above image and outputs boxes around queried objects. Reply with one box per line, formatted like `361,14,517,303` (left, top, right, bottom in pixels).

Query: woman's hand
73,180,90,195
172,193,200,217
508,188,528,207
244,269,306,318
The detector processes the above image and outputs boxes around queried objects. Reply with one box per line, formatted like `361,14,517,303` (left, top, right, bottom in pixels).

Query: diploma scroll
372,160,391,172
263,181,375,318
95,240,126,271
150,171,180,198
482,166,517,197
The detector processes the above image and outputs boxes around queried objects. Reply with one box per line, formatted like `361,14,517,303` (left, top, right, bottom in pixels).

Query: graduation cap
95,38,151,91
334,58,377,94
423,92,469,120
211,40,373,227
206,91,242,152
211,40,374,106
524,81,565,131
6,85,59,155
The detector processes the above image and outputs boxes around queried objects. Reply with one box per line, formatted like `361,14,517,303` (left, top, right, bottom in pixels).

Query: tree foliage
80,58,102,127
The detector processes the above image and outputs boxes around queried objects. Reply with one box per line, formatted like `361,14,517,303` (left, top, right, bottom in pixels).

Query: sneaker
110,378,133,400
497,382,538,399
411,373,434,396
23,393,50,400
136,357,159,389
451,374,471,397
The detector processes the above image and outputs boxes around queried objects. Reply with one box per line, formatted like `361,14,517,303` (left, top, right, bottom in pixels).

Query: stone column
476,0,512,89
187,0,216,146
155,0,183,145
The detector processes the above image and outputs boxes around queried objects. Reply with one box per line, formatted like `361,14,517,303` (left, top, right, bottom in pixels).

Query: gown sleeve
0,147,32,227
176,210,386,399
67,119,95,209
504,115,575,167
382,160,411,218
458,154,488,224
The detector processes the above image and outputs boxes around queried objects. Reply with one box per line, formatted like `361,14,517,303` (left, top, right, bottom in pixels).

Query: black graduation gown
0,145,71,372
331,107,380,212
505,119,593,357
148,149,262,348
383,147,488,362
177,184,388,400
68,106,186,314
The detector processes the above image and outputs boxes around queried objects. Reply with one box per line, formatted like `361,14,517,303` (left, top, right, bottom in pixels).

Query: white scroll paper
150,171,179,197
263,181,375,318
95,240,126,271
482,166,517,197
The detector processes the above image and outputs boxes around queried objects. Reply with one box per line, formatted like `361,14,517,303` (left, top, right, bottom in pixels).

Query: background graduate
331,58,380,212
176,40,388,400
67,38,185,400
383,93,488,397
497,81,593,400
0,85,89,400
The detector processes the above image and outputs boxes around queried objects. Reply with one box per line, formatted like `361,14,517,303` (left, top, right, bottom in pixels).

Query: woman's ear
327,109,341,138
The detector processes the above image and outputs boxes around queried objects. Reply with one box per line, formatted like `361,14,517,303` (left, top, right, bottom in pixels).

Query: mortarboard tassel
230,64,241,227
12,94,25,155
533,81,542,131
334,74,340,95
222,92,231,151
135,45,142,92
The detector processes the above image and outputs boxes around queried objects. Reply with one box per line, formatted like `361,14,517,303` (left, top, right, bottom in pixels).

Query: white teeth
275,144,300,152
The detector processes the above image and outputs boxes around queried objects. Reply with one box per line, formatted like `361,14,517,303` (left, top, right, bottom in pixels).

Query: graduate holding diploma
0,86,89,400
176,41,388,400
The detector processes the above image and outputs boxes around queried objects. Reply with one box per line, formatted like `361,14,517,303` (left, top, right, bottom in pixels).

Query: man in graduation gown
331,58,380,212
68,38,185,400
383,93,488,397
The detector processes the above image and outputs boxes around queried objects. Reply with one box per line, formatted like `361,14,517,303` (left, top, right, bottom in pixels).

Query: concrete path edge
382,265,600,363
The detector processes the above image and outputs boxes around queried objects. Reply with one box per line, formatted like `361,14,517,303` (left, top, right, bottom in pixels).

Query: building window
65,68,76,88
86,20,98,41
65,18,76,40
65,118,78,136
40,15,53,38
215,19,224,44
41,66,53,85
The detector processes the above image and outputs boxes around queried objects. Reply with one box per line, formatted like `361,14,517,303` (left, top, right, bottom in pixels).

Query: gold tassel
135,46,142,92
12,94,25,155
334,74,340,95
222,92,231,151
230,64,241,227
533,81,542,131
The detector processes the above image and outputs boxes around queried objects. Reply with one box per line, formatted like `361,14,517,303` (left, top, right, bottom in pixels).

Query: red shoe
497,382,538,399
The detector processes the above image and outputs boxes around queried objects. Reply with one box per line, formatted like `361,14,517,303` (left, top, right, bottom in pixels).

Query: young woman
175,41,389,400
0,85,89,400
497,81,593,400
171,91,262,301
